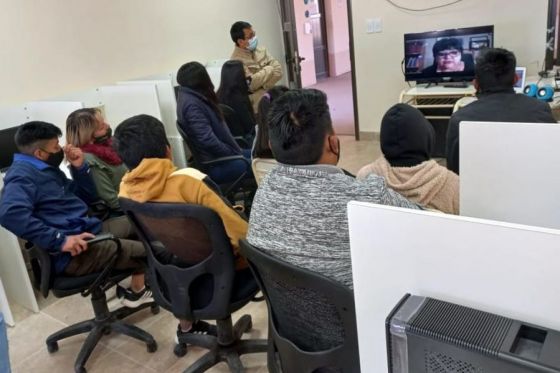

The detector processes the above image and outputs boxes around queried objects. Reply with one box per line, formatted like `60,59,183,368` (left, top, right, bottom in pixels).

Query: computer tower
386,294,560,373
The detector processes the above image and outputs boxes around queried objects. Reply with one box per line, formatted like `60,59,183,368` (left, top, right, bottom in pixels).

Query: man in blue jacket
0,121,152,308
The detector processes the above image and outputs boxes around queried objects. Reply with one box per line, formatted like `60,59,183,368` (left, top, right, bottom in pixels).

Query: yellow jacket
231,46,283,113
119,158,248,269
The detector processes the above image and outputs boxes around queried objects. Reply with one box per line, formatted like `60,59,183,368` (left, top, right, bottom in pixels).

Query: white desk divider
53,88,103,108
0,277,14,326
98,84,162,126
0,173,39,318
460,121,560,229
0,106,29,130
26,101,85,144
348,202,560,373
117,80,186,168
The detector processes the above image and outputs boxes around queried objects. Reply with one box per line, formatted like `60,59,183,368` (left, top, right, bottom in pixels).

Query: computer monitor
514,67,527,93
0,125,21,172
404,25,494,83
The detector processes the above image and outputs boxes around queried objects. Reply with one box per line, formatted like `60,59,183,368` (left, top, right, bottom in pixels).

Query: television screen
404,25,494,83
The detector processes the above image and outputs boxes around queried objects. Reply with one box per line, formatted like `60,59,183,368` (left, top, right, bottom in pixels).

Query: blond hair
66,108,102,147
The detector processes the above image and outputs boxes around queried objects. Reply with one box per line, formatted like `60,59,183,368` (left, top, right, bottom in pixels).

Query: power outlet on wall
366,18,383,34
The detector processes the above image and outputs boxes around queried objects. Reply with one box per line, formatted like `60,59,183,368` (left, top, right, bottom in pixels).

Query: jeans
206,149,254,185
0,312,10,373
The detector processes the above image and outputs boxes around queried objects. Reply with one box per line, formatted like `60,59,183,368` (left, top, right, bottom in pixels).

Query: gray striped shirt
248,163,420,289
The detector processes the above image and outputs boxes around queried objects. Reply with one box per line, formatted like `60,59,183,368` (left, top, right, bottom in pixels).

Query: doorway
279,0,359,138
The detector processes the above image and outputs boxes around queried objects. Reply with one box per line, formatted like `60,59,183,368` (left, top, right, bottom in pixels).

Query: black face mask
93,127,112,144
42,149,64,168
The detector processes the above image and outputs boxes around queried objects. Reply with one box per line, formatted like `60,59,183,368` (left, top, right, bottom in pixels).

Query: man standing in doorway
230,21,283,113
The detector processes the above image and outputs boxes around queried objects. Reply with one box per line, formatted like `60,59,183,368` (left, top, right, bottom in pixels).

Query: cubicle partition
460,121,560,229
348,202,560,372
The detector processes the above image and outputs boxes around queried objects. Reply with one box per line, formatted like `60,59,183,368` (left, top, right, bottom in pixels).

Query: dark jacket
446,90,557,174
0,154,101,273
177,87,241,163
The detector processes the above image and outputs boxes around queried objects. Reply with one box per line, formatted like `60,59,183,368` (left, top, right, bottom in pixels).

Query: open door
278,0,360,139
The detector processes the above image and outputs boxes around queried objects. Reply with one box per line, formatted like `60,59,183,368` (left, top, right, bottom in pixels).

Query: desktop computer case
386,294,560,373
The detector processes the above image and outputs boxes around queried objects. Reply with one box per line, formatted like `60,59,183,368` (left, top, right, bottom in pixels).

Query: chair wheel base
174,343,187,357
47,341,59,353
147,340,158,353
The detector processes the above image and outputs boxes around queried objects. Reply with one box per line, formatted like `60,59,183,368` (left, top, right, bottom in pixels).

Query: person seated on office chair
217,60,256,144
422,38,474,74
252,85,289,159
113,114,256,340
230,21,283,113
0,121,153,308
176,61,253,185
66,108,127,217
357,103,459,214
446,48,557,174
248,89,420,291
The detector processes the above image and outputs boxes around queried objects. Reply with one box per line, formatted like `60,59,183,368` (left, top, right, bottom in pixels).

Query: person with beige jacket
230,21,283,113
357,103,460,214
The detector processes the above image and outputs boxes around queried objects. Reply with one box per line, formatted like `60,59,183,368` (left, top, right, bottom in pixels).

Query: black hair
15,121,62,154
432,38,463,57
230,21,252,45
217,60,251,104
267,89,332,165
475,48,517,93
253,85,289,158
176,61,223,120
112,114,170,170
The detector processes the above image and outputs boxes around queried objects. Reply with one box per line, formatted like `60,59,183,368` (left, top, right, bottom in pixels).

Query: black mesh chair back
120,198,236,321
219,104,251,149
240,240,361,373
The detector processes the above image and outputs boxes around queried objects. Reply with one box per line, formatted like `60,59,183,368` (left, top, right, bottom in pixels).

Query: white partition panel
460,121,560,229
0,106,29,130
348,202,560,373
26,101,84,145
53,88,103,108
0,174,39,317
98,84,162,126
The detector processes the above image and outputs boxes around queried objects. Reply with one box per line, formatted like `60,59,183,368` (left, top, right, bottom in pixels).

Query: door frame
279,0,361,140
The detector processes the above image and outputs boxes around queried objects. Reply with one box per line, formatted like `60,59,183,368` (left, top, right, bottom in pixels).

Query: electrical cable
384,0,464,12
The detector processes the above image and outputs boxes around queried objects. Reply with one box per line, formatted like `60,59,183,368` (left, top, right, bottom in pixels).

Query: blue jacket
0,154,102,273
177,87,241,163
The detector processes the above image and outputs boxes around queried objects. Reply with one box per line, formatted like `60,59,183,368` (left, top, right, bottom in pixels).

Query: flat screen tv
404,25,494,83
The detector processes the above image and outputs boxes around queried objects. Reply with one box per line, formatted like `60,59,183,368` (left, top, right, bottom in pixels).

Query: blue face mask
247,36,259,52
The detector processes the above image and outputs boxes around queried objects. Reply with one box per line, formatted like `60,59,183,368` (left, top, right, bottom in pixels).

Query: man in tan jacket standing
230,21,283,113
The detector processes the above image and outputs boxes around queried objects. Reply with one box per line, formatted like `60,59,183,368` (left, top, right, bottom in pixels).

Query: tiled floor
5,136,380,372
309,73,356,136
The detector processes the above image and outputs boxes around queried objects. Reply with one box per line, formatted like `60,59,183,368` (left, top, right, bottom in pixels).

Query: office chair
239,240,361,373
251,158,278,186
120,199,268,373
26,233,159,373
175,121,256,210
219,104,252,149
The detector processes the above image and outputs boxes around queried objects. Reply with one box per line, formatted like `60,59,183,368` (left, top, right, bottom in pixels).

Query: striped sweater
247,163,420,289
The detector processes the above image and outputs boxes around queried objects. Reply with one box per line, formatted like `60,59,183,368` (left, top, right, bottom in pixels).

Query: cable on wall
384,0,464,12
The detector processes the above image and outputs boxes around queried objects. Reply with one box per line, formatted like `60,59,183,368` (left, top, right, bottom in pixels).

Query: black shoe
119,287,154,308
174,321,217,344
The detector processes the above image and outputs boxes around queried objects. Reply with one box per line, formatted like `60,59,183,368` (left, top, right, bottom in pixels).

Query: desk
399,85,476,157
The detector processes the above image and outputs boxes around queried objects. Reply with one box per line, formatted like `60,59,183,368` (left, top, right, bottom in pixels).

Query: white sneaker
120,287,154,308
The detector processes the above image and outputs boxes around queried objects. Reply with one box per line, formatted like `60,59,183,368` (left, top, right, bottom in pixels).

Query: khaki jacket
231,46,283,113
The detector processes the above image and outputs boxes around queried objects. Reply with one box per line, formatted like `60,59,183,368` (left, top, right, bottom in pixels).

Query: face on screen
436,48,464,72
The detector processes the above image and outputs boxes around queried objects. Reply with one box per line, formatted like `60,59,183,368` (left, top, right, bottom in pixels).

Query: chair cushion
52,270,132,298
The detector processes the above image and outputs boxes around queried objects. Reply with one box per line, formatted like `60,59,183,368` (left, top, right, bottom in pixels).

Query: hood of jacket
120,158,176,202
381,103,434,167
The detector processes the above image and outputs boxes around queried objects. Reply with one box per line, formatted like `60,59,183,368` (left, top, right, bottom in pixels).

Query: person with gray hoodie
358,103,459,214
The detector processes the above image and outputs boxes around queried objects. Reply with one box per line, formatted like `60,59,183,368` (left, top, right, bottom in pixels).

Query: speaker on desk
537,85,555,102
523,83,538,97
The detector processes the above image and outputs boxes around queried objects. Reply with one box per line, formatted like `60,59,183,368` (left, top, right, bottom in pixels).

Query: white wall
0,0,285,105
351,0,549,132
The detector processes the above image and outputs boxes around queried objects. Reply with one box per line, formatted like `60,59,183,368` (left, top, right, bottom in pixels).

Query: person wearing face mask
230,21,283,113
66,108,127,214
0,121,153,308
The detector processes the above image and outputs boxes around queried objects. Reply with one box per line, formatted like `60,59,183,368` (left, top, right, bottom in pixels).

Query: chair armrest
85,233,116,246
88,200,111,221
82,234,122,296
233,136,250,149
